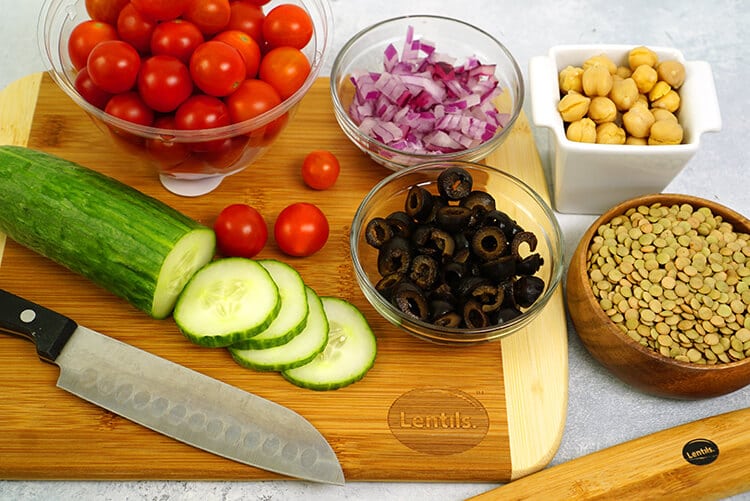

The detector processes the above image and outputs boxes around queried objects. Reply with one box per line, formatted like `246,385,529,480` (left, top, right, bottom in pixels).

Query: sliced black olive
471,225,508,261
411,224,434,248
463,300,490,329
375,272,404,300
469,283,504,313
386,211,414,238
409,254,439,290
483,209,522,241
455,275,491,299
451,232,471,264
377,236,412,276
479,255,517,282
437,166,473,201
459,190,496,213
517,253,544,276
436,206,473,233
495,306,522,324
428,228,455,259
511,231,538,259
429,299,455,321
441,261,467,290
513,275,545,308
405,186,435,222
434,311,462,328
429,283,456,304
425,195,446,224
392,280,430,321
364,217,393,249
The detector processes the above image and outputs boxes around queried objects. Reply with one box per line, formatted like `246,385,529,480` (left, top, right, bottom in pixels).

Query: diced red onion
348,26,506,155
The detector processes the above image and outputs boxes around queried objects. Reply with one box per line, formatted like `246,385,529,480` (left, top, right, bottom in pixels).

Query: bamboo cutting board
0,74,567,482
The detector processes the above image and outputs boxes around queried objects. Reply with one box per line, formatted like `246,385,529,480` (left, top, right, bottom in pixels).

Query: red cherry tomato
67,20,119,70
104,91,154,126
274,202,329,257
227,1,265,45
301,150,340,190
74,67,113,109
150,19,204,63
183,0,231,36
214,204,268,258
146,116,191,166
259,46,310,100
85,0,130,25
189,40,246,97
116,3,156,53
226,79,281,123
213,30,261,78
137,55,193,112
174,94,231,152
237,0,270,5
86,40,141,94
262,4,313,50
130,0,188,21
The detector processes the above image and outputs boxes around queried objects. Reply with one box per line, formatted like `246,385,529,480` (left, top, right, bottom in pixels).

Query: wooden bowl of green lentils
567,193,750,399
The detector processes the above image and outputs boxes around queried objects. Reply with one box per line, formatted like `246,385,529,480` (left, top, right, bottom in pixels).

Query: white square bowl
529,45,722,215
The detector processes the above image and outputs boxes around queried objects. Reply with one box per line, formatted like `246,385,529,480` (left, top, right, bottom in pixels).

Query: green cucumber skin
0,146,215,318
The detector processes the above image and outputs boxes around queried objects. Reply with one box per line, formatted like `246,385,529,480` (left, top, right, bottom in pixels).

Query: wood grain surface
0,74,567,482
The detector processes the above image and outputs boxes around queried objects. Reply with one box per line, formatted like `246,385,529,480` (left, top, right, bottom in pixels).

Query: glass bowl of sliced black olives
351,161,564,345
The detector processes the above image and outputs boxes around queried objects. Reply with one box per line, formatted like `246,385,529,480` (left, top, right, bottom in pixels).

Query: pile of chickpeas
557,46,686,145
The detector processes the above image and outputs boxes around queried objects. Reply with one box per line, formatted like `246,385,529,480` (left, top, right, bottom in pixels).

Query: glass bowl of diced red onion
330,15,524,171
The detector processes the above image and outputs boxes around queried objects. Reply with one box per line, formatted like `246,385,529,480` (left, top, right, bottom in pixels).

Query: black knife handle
0,289,78,362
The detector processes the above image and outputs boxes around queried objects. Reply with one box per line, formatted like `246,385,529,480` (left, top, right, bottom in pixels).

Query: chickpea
656,60,686,88
616,66,633,79
651,89,681,113
626,136,648,145
596,122,626,144
582,65,613,97
628,46,658,70
559,65,584,94
651,108,678,123
566,117,597,143
558,92,591,122
622,105,655,138
631,64,658,94
635,93,650,107
588,96,618,124
609,77,640,111
648,119,683,145
648,81,671,103
583,54,617,75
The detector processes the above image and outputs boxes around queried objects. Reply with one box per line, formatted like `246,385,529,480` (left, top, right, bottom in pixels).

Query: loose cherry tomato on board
116,3,157,53
301,150,340,190
274,202,329,257
67,20,119,70
150,19,205,63
189,40,246,97
137,55,193,112
130,0,188,21
104,91,154,126
226,79,282,123
262,4,313,50
183,0,231,36
74,67,113,109
213,30,261,78
259,46,311,100
214,204,268,258
87,40,141,94
85,0,130,25
227,1,265,45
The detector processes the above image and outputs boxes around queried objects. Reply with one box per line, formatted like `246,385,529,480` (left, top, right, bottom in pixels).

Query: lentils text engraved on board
586,202,750,364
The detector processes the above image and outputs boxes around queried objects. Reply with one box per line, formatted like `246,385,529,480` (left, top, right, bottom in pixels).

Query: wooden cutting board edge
0,73,568,481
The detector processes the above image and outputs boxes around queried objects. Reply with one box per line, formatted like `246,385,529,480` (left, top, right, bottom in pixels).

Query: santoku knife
0,288,344,485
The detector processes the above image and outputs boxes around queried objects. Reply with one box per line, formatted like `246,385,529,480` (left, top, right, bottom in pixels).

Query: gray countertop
1,1,748,499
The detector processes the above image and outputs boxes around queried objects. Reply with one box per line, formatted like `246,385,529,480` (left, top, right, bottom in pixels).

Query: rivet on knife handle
0,288,77,362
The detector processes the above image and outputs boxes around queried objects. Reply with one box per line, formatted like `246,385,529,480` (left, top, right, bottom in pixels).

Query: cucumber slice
282,297,377,391
229,286,329,371
174,258,280,347
231,259,309,349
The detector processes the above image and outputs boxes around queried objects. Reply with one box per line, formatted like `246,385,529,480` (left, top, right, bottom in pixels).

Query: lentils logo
387,388,490,455
682,438,720,466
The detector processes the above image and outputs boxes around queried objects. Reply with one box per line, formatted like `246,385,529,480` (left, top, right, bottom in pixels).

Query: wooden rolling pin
469,407,750,500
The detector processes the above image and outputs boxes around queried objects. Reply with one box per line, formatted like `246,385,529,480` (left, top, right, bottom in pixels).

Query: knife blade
468,406,750,500
0,288,344,485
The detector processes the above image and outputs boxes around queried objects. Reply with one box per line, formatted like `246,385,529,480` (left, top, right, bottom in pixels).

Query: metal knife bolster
0,288,77,361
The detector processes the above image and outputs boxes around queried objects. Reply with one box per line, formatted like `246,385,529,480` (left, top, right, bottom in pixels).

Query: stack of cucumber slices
174,258,377,391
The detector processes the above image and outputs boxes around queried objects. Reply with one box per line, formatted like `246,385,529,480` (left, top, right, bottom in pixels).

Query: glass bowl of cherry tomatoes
39,0,333,196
